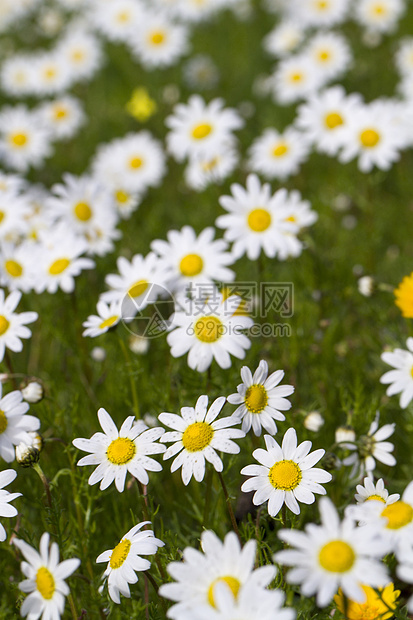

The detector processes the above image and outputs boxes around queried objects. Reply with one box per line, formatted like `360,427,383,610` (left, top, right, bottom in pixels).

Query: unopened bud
91,346,106,362
358,276,374,297
129,335,149,355
15,432,43,467
304,411,324,432
21,381,44,403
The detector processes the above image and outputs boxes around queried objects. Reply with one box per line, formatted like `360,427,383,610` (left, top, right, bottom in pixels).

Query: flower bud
304,411,324,432
15,432,43,467
335,425,356,444
21,381,44,404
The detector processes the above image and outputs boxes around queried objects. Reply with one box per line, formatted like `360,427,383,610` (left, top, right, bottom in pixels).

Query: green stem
203,467,213,529
4,351,18,389
68,593,78,620
118,335,140,417
217,471,241,542
136,479,167,582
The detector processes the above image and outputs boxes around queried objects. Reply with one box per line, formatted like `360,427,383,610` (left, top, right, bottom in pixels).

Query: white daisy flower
343,414,396,478
0,242,37,293
159,394,245,485
0,384,41,463
216,174,297,261
55,28,103,83
304,31,352,83
151,225,235,295
184,142,239,191
159,529,276,617
165,95,244,162
295,86,363,156
96,521,164,604
14,532,80,620
338,100,405,172
380,337,413,408
270,55,323,106
92,0,143,42
31,52,72,98
355,477,399,506
395,37,413,77
72,407,165,492
34,226,95,294
0,289,38,365
354,0,405,34
247,126,311,180
180,580,295,620
46,174,119,248
350,481,413,555
274,497,390,607
241,428,331,516
167,292,253,373
0,469,21,541
37,96,85,141
0,189,31,242
263,20,305,58
92,132,166,194
0,54,34,97
130,9,189,69
287,0,350,27
227,360,294,436
100,252,170,315
82,300,121,338
0,105,52,173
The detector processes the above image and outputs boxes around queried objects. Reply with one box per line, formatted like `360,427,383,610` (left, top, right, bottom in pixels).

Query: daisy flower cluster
2,0,413,618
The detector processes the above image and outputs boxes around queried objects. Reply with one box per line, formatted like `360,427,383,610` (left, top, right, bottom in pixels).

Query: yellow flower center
372,3,385,15
318,540,355,573
247,208,271,232
318,50,331,61
272,143,289,157
74,202,92,222
36,567,55,600
110,538,131,569
179,253,204,277
324,112,344,129
192,123,212,140
411,365,413,378
245,384,268,413
128,279,148,298
381,501,413,529
115,190,129,203
106,437,136,465
285,215,296,222
269,460,302,490
316,0,329,9
53,106,68,120
182,421,214,452
0,211,4,224
44,67,56,80
99,315,118,330
207,576,241,608
5,260,22,278
117,10,131,22
360,129,380,148
71,49,85,63
366,494,385,503
0,316,10,336
290,72,303,82
194,316,224,343
0,410,8,434
150,31,165,45
10,132,27,147
129,156,143,169
49,258,70,275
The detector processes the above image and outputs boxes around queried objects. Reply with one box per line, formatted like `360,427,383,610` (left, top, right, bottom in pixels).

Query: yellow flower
334,583,400,620
126,88,157,122
394,273,413,318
